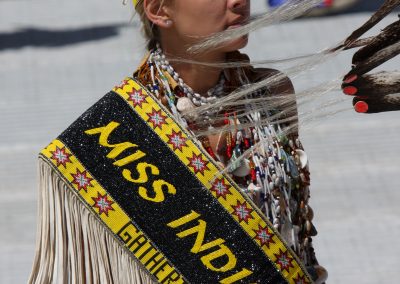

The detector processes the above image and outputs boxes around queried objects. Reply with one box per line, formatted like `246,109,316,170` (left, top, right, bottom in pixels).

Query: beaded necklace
139,47,318,266
150,45,226,104
147,47,226,127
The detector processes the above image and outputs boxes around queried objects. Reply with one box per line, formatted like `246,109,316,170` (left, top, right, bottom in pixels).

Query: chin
221,35,249,52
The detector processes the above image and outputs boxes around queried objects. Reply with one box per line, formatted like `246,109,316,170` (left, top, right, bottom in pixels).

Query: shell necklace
148,45,226,107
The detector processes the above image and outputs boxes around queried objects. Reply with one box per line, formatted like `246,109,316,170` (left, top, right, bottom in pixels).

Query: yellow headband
133,0,138,6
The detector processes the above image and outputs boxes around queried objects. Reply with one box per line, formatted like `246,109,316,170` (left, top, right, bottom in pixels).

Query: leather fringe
29,159,156,284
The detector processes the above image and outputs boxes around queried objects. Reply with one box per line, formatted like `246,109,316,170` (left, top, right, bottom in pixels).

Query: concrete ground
1,0,399,283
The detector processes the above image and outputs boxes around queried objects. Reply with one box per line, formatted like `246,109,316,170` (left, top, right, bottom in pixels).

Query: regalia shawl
29,78,312,283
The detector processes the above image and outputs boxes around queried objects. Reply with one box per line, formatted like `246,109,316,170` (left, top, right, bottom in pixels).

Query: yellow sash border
40,141,187,284
113,78,313,284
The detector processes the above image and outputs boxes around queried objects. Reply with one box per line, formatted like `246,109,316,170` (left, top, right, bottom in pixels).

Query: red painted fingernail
343,74,358,84
343,86,358,96
354,101,369,113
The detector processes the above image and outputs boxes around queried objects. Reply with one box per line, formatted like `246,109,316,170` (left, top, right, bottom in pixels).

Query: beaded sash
40,77,312,283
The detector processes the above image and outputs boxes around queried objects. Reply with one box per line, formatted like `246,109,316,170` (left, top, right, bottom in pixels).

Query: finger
342,71,400,98
352,20,400,65
353,95,400,113
348,41,400,77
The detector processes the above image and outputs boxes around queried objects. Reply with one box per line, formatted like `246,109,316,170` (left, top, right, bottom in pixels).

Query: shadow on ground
0,24,130,51
1,1,398,51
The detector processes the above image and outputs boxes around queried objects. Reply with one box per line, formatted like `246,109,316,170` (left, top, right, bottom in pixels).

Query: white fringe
29,159,156,284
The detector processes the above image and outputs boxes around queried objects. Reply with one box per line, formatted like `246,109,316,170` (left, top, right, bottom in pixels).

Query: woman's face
165,0,250,52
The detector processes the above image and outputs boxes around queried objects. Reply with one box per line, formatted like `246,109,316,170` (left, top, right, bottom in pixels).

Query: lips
226,18,249,30
226,24,244,30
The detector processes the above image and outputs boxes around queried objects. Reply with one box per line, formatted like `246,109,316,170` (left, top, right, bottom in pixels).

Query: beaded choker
149,45,226,106
147,45,227,127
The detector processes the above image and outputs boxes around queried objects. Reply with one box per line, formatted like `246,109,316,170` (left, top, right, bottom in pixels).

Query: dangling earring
164,19,173,27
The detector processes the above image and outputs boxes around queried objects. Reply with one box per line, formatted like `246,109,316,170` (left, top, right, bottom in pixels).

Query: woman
134,0,326,280
29,0,327,283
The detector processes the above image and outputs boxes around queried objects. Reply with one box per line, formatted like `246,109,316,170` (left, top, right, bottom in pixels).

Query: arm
251,68,298,135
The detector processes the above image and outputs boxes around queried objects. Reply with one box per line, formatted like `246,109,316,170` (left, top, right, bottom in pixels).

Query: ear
143,0,173,28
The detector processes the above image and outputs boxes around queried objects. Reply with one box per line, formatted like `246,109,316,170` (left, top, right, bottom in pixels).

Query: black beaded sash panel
40,78,312,284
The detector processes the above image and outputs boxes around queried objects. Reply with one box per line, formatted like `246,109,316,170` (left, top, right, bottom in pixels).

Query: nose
228,0,249,12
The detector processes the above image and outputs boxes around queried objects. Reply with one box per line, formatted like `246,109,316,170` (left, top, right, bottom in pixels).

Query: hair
134,0,161,50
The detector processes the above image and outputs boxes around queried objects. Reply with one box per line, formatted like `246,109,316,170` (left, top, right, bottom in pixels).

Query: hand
341,17,400,114
342,71,400,113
